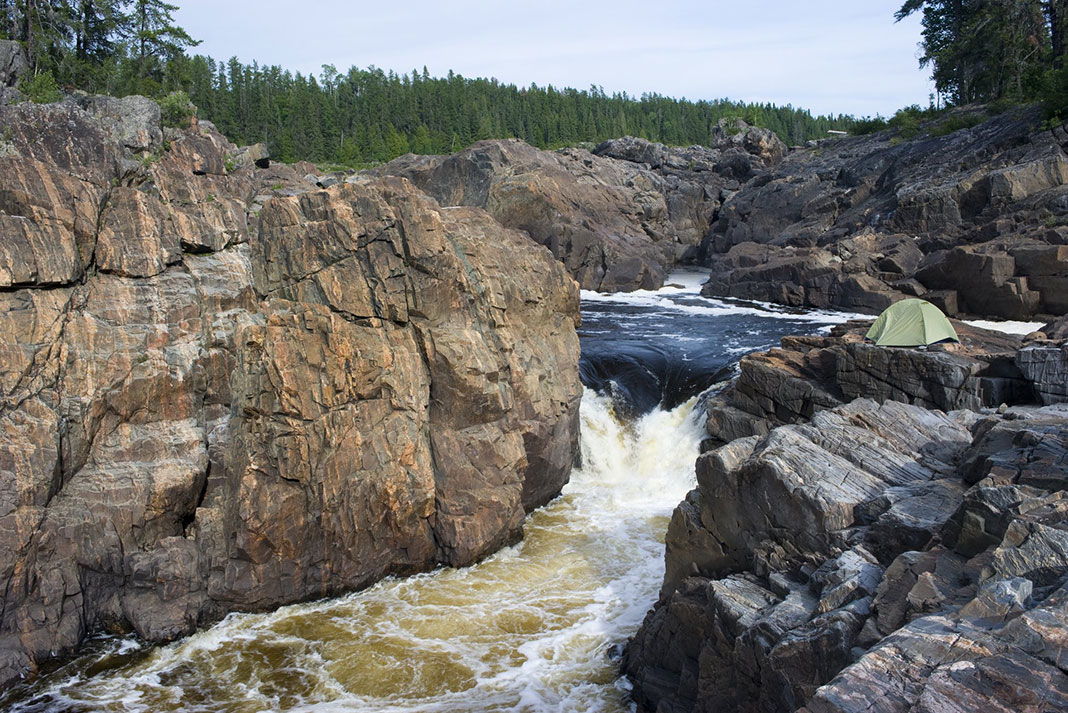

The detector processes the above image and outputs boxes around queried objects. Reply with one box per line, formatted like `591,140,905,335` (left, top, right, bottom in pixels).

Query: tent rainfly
865,299,960,347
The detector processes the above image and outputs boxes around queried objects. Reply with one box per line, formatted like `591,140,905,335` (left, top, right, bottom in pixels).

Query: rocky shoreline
369,125,785,292
623,318,1068,713
614,103,1068,709
364,102,1068,324
699,106,1068,322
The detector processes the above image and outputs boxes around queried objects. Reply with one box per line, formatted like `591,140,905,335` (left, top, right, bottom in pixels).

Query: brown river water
7,392,703,712
6,272,866,712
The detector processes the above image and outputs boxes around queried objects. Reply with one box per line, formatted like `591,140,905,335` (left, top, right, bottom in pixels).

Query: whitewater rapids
10,391,705,713
9,270,875,712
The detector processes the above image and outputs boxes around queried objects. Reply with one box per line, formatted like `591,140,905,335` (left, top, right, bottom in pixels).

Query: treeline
2,2,858,165
898,0,1068,113
180,58,854,164
14,1,1068,167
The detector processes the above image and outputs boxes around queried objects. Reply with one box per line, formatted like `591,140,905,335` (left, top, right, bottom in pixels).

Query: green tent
865,299,959,347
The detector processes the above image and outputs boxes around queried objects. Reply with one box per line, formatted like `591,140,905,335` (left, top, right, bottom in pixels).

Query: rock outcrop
621,106,1068,709
626,317,1068,712
0,95,582,686
372,122,786,291
0,39,26,88
702,320,1030,448
701,107,1068,320
626,394,1068,713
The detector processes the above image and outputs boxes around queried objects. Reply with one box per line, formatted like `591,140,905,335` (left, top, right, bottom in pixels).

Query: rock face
0,39,26,87
702,320,1030,448
625,396,1068,713
372,121,786,291
626,313,1068,713
1017,341,1068,405
701,107,1068,319
0,95,582,686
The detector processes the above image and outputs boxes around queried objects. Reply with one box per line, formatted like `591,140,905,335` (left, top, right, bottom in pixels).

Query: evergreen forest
0,1,859,164
180,59,854,164
7,1,1068,166
896,0,1068,107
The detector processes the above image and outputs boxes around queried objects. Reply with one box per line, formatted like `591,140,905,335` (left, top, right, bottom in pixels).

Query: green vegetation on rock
158,88,193,127
17,68,61,103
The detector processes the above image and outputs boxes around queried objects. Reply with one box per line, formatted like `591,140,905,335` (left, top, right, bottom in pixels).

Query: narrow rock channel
3,277,855,712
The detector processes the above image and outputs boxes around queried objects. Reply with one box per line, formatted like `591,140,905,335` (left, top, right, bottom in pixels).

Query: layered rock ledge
700,107,1068,320
625,327,1068,713
371,122,785,292
0,96,582,686
702,320,1029,448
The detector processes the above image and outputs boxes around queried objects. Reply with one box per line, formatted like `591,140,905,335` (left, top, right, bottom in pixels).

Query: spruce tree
74,0,127,63
130,0,197,85
897,0,1052,104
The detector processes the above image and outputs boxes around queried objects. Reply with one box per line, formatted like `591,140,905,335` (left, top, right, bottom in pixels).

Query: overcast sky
172,1,933,118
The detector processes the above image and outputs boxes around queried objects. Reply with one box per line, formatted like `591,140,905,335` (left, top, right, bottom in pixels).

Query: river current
4,271,859,713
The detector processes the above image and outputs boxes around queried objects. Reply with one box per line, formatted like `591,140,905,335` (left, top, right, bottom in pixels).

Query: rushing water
4,271,857,713
578,271,865,415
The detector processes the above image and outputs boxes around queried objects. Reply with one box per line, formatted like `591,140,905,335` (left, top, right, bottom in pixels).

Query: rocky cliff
368,107,1068,320
624,327,1068,713
371,123,785,292
700,107,1068,320
622,107,1068,708
0,94,582,686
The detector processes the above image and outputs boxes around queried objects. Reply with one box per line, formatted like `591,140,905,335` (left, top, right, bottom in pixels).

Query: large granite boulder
0,96,582,687
701,107,1068,320
372,128,785,292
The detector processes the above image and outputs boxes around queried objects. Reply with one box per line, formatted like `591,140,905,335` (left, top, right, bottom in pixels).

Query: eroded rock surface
626,304,1068,713
703,320,1029,448
372,122,786,291
701,107,1068,320
0,96,581,686
626,397,1068,713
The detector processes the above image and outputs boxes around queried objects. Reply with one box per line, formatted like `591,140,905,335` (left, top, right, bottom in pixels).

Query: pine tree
898,0,1051,103
1047,0,1068,67
18,0,76,75
896,0,973,102
130,0,197,82
73,0,127,62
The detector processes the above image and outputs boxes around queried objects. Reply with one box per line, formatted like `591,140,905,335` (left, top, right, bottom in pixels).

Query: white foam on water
580,268,712,300
113,638,143,656
17,390,703,713
962,319,1046,335
582,270,869,326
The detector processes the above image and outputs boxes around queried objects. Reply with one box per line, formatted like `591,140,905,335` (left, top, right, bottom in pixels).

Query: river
3,271,858,713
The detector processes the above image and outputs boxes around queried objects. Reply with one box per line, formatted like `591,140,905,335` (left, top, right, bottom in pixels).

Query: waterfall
10,390,704,713
8,271,863,713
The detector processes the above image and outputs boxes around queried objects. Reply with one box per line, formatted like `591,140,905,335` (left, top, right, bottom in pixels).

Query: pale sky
173,1,933,118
